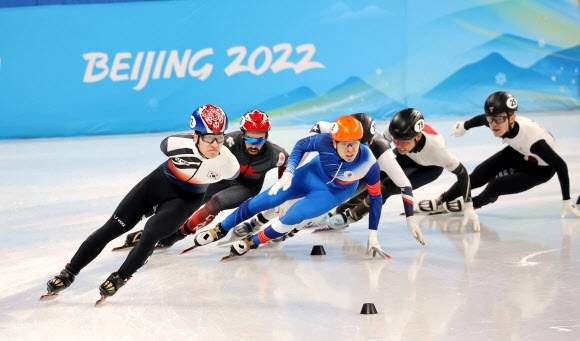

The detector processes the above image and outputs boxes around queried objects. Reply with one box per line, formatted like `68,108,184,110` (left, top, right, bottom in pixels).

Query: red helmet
330,115,364,141
240,110,271,132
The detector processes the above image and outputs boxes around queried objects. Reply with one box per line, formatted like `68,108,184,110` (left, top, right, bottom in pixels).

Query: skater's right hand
450,121,467,137
561,199,580,218
462,201,480,232
365,230,391,260
269,172,293,195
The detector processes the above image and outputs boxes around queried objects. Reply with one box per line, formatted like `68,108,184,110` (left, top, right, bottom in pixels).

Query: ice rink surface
1,111,579,341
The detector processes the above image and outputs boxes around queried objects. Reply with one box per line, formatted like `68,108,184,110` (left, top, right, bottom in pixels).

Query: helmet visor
336,140,361,149
243,135,267,145
392,137,414,146
485,115,509,124
199,133,225,144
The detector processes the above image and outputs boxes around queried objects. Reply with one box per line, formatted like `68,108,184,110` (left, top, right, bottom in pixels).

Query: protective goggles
336,140,361,148
242,135,267,145
486,115,509,124
199,133,225,143
392,138,414,146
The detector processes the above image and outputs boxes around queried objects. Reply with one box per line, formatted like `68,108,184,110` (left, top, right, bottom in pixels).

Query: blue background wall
1,0,579,139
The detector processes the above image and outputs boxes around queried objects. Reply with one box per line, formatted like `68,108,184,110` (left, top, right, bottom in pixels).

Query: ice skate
182,223,228,254
221,235,257,260
194,223,227,246
330,209,355,229
217,217,261,246
418,194,445,214
95,272,129,306
443,197,465,212
154,230,186,249
111,230,142,251
40,268,76,300
418,195,464,215
267,228,299,245
315,212,333,226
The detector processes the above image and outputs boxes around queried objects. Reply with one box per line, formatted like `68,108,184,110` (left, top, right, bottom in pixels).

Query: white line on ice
549,325,580,332
518,249,559,267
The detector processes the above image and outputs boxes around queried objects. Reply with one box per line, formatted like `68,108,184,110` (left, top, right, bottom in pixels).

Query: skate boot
99,272,129,297
111,230,143,251
326,209,355,230
233,218,259,238
443,197,465,213
230,235,258,256
125,230,142,246
315,212,334,226
418,194,444,213
46,268,76,294
194,222,227,246
419,194,465,214
155,230,186,248
269,228,299,244
217,217,262,246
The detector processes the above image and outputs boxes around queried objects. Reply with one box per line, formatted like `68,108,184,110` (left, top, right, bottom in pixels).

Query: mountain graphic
268,76,405,124
246,86,318,113
425,52,577,100
464,33,562,68
421,52,580,112
529,44,580,78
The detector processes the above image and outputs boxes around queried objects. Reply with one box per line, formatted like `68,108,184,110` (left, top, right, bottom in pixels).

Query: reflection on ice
1,112,579,340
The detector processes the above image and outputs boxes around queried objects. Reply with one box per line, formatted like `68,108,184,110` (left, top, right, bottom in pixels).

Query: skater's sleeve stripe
367,181,381,196
402,196,414,205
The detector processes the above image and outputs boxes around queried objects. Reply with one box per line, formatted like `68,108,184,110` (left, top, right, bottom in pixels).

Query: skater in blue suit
192,115,391,259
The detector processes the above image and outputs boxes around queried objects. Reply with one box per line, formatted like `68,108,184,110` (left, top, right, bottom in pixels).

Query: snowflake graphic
495,72,506,86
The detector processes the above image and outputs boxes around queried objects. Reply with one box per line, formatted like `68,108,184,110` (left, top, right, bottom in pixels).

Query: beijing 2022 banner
0,0,579,139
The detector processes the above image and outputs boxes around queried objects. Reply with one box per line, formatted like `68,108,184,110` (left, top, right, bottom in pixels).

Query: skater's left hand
561,199,580,218
366,230,391,260
406,216,425,245
462,201,480,232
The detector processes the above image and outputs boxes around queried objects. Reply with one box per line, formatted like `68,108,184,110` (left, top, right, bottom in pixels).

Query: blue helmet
190,104,228,134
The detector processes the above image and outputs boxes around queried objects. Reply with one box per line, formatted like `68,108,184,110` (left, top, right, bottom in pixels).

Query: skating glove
561,199,580,218
462,201,480,232
406,216,425,245
269,172,293,195
450,121,467,137
365,230,391,260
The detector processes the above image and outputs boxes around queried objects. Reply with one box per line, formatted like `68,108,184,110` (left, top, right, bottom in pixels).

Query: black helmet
388,108,425,140
484,91,518,116
350,113,376,144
